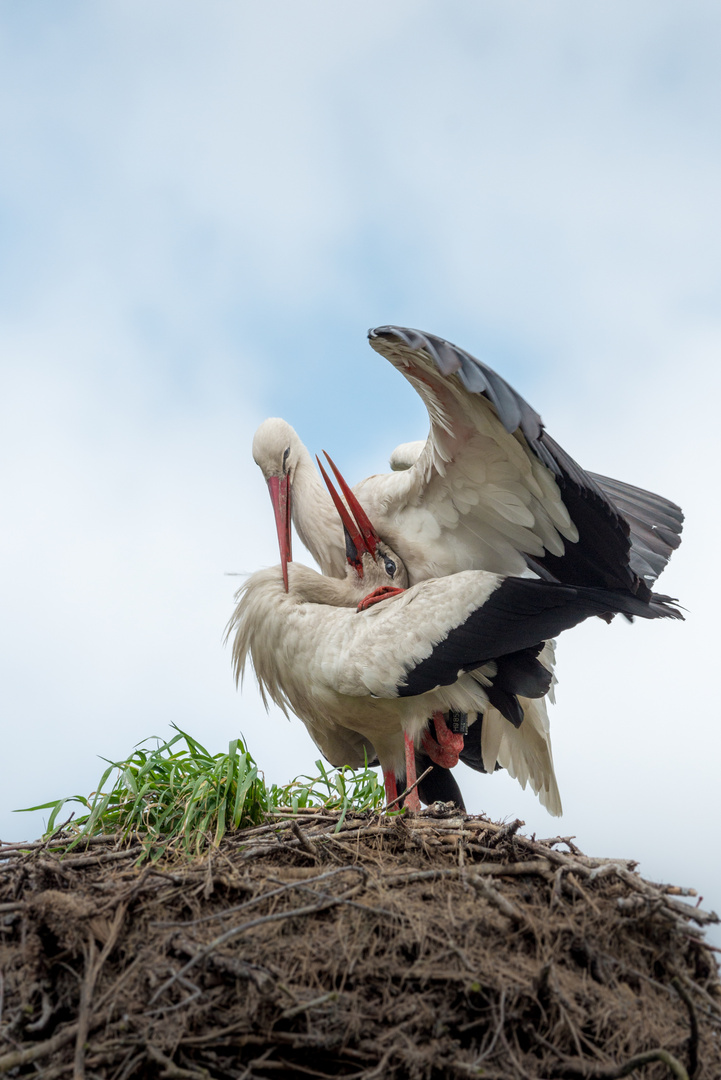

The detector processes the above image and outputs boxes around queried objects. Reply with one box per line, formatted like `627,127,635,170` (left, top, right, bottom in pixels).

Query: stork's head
354,537,410,596
316,451,409,594
252,418,302,590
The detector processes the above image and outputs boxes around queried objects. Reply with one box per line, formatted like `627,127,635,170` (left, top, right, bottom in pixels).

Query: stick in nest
384,765,433,811
146,868,367,1008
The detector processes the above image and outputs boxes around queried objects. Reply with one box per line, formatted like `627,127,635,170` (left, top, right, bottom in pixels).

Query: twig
307,825,387,843
550,865,565,909
383,860,551,887
274,1057,345,1079
144,974,203,1017
469,875,527,925
384,766,433,811
237,1048,275,1080
153,865,364,927
550,1047,690,1079
73,902,127,1079
467,986,506,1060
13,814,77,866
73,935,97,1080
355,1048,394,1079
289,819,319,859
281,991,338,1020
671,969,721,1021
567,872,602,916
171,935,275,993
0,1013,108,1073
147,868,366,1007
487,819,524,847
146,1045,209,1079
538,835,584,855
0,1008,131,1075
614,868,719,926
0,835,120,857
55,847,145,869
672,976,699,1079
404,816,466,831
267,875,396,919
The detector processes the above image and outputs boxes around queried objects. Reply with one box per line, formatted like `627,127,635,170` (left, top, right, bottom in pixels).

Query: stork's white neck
285,563,358,606
291,447,347,578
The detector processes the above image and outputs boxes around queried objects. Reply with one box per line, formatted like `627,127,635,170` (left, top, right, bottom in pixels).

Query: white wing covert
366,326,682,598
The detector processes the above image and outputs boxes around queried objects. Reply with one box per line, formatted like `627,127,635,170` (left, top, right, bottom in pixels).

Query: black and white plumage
247,326,684,813
366,327,684,596
251,326,683,597
228,552,681,816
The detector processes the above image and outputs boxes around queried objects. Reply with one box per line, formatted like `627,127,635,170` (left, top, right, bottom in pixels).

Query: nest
1,808,720,1079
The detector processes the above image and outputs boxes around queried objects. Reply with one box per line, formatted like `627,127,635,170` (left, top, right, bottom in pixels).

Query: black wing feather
396,577,681,699
369,326,684,599
590,472,684,585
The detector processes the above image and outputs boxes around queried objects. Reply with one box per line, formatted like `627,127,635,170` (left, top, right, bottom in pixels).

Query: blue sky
2,2,720,939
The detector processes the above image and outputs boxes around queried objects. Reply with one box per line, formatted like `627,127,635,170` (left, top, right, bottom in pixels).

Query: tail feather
461,699,562,817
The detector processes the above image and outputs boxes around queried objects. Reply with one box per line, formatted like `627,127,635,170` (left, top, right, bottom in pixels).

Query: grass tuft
18,725,386,856
269,755,385,830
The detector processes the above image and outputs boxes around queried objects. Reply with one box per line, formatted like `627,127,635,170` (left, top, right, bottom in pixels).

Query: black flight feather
396,576,681,699
368,326,684,599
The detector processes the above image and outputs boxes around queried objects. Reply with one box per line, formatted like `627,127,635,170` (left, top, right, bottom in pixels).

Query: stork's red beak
267,474,292,591
316,451,381,577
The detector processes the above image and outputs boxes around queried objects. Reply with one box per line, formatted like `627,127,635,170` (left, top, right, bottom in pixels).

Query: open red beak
267,474,292,591
316,451,381,577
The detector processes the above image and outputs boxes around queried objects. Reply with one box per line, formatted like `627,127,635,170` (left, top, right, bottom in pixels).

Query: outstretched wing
387,443,684,590
329,571,681,701
590,473,683,586
365,326,683,599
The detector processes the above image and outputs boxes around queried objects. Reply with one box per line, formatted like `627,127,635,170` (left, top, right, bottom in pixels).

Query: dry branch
1,808,719,1079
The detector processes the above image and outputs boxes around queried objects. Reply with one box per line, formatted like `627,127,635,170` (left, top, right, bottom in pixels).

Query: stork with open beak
314,452,561,814
229,452,682,814
252,326,683,600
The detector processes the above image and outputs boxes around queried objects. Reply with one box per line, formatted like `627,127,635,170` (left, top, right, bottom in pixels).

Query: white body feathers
228,563,562,814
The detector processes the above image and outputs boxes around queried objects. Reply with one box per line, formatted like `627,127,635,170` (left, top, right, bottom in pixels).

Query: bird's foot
422,711,465,768
356,586,405,611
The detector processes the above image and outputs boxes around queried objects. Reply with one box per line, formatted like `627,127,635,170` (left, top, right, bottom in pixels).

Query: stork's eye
383,557,396,578
282,446,291,470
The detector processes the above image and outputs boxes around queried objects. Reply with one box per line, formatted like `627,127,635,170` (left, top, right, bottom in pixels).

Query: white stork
313,450,560,813
251,326,683,599
251,327,683,803
229,454,682,814
314,449,562,812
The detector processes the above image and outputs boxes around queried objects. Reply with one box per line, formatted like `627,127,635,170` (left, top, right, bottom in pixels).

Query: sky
1,2,720,942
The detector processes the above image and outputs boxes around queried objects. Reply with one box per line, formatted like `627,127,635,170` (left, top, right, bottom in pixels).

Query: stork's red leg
383,769,398,807
403,731,422,812
422,711,465,768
